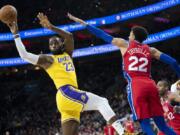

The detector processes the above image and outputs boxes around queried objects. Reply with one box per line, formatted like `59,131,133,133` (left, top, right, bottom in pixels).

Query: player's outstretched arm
7,21,53,69
150,47,180,77
37,13,74,55
7,21,39,65
67,13,128,49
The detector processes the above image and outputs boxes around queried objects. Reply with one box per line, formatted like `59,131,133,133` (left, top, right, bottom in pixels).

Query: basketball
0,5,17,24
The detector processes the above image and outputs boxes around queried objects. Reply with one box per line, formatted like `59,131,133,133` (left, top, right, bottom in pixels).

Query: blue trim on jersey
123,71,138,120
122,58,138,120
59,85,88,104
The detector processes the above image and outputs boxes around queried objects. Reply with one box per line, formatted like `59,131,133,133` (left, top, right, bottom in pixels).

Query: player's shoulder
39,54,54,60
149,47,156,52
63,52,72,59
112,38,128,48
37,54,54,69
149,47,162,59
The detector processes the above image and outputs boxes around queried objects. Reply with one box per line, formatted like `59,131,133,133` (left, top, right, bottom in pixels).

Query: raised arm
67,13,128,49
7,21,53,69
37,13,74,55
150,47,180,77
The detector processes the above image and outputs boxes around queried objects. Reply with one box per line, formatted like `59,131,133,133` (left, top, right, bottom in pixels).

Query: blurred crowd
0,0,159,31
0,53,179,135
0,0,179,135
0,0,179,60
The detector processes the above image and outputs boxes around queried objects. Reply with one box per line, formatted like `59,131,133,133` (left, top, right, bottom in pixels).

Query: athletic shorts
56,85,115,123
56,85,88,123
158,129,180,135
126,77,163,121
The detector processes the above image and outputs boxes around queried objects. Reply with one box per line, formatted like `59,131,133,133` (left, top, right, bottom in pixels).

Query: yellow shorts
56,85,88,123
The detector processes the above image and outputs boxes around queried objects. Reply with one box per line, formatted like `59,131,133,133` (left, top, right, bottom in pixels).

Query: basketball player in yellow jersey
7,13,124,135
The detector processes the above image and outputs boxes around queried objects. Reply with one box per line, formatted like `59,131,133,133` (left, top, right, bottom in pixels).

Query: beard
51,45,65,55
51,49,64,55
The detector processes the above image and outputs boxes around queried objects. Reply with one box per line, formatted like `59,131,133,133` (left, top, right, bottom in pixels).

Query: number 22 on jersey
128,56,148,72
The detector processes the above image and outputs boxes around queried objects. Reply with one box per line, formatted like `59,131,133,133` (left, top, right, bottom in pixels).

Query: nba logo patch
81,95,86,102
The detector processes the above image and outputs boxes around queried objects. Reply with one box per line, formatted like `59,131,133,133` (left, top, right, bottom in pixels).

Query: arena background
0,0,179,135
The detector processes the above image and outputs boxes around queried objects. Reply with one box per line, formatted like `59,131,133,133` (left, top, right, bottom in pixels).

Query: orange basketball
0,5,17,24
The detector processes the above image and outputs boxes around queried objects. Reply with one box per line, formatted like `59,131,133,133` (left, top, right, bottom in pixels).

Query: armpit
37,54,54,69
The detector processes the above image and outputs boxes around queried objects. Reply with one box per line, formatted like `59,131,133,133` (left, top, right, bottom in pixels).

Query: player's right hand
7,21,18,35
37,12,52,29
67,13,87,26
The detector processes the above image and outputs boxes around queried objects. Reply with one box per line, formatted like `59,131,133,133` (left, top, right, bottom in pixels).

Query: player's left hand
67,13,87,26
37,12,52,29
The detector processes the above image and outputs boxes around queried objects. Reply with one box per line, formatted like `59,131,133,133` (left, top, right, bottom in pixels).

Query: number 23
63,62,75,71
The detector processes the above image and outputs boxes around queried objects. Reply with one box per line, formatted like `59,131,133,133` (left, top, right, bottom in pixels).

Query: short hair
160,80,170,88
50,36,63,41
131,26,148,43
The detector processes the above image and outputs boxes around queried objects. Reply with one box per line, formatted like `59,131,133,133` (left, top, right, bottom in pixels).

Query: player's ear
132,32,135,40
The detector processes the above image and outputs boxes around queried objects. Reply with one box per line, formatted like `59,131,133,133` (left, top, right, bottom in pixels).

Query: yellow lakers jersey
45,52,78,89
